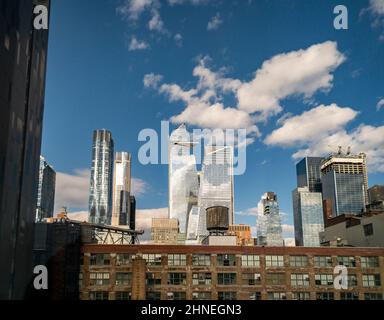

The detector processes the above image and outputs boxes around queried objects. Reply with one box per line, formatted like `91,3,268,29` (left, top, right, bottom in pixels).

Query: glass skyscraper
36,156,56,222
321,152,368,217
0,0,50,299
256,192,283,246
111,152,131,227
168,124,199,234
88,129,114,225
296,157,324,192
292,187,324,247
196,145,234,240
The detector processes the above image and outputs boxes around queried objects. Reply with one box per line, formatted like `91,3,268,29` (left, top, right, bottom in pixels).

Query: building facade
228,225,252,246
321,152,368,218
89,129,114,225
111,152,131,227
296,157,324,193
0,0,50,299
368,185,384,203
151,218,179,244
256,192,284,246
79,245,384,300
168,124,199,235
36,156,56,222
292,187,324,247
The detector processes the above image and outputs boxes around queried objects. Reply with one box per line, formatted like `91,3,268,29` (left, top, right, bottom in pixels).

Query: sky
42,0,384,243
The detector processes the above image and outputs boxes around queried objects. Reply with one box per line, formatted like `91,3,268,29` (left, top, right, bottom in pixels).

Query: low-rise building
228,224,252,246
151,218,179,244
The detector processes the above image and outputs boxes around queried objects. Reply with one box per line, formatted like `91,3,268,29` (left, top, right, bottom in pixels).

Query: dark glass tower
88,129,114,225
0,0,50,299
36,156,56,222
296,157,324,193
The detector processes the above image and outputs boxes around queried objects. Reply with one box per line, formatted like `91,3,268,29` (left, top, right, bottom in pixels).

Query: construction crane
327,145,351,156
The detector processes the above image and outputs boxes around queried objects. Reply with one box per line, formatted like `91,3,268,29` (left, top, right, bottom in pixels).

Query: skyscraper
256,192,283,246
0,0,50,299
321,152,368,217
296,157,324,193
88,129,114,225
36,156,56,222
168,124,199,234
111,152,131,227
292,187,324,247
196,145,234,240
368,185,384,204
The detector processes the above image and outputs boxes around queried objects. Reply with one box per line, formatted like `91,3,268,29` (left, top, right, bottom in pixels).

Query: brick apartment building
79,245,384,300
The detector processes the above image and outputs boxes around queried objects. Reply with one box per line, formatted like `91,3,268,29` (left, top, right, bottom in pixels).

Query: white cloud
376,97,384,110
207,13,223,30
131,178,148,196
174,33,183,47
235,207,258,216
66,210,88,222
117,0,157,21
135,207,168,240
369,0,384,15
128,36,150,51
143,73,163,88
362,0,384,40
148,9,167,33
237,41,346,120
54,169,90,213
265,104,358,147
168,0,211,5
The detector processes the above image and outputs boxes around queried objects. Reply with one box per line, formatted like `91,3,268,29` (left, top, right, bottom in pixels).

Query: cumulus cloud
117,0,157,21
237,41,346,120
376,98,384,110
362,0,384,40
265,104,358,147
207,13,223,30
128,36,150,51
235,207,258,216
148,8,167,33
135,207,168,240
143,73,163,88
131,178,149,197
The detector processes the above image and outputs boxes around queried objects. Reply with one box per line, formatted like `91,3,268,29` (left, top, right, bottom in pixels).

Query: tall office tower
168,124,199,234
129,195,136,230
36,156,56,222
321,152,368,217
111,152,131,226
0,0,50,299
368,185,384,203
292,187,324,247
88,129,114,225
196,145,234,240
296,157,324,192
256,192,284,246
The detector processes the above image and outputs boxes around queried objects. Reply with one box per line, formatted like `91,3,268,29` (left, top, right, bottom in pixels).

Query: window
316,292,334,300
337,256,356,267
217,254,236,266
314,256,332,267
249,292,262,300
292,292,310,300
167,273,187,285
192,292,212,300
315,274,333,286
363,223,374,236
362,274,381,287
242,273,261,286
217,273,237,285
90,272,110,286
361,256,379,268
364,293,383,300
266,273,286,285
267,292,286,300
347,274,358,287
146,273,162,286
192,273,212,286
192,254,211,266
116,254,131,266
168,254,187,266
142,254,162,266
290,256,308,267
146,292,161,300
167,292,186,300
340,292,359,300
218,292,237,300
241,255,260,267
90,253,110,266
89,291,109,300
291,274,310,287
115,272,132,286
115,291,131,300
265,255,284,267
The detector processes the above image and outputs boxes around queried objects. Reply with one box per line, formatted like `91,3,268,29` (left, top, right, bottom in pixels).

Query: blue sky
42,0,384,241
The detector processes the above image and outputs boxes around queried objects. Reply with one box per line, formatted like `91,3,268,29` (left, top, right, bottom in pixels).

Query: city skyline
41,0,384,243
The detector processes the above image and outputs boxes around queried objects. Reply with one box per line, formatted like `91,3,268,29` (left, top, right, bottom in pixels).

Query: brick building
80,245,384,300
